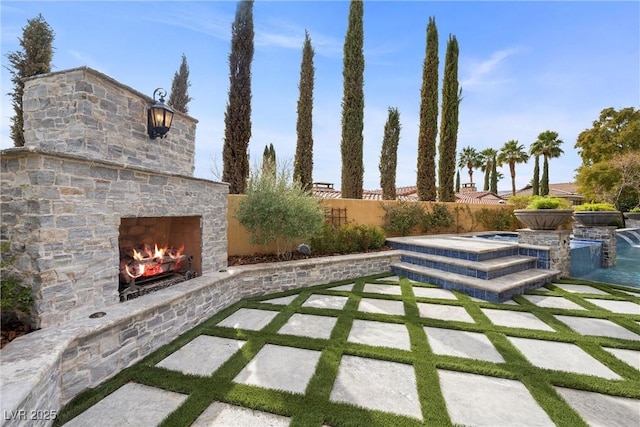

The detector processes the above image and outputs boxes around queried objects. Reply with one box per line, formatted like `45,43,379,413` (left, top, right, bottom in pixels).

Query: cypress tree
417,17,439,201
438,35,460,202
532,155,540,195
455,170,460,193
379,107,401,200
262,143,276,178
222,0,254,194
168,53,192,114
490,155,498,193
294,31,315,191
340,0,365,199
6,14,54,147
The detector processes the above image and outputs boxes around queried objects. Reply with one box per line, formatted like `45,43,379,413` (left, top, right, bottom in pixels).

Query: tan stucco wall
228,195,516,256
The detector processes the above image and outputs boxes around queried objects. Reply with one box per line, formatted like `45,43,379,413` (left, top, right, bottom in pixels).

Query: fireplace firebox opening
118,216,202,301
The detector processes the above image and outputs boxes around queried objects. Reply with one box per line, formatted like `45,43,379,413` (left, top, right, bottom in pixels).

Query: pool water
470,231,640,288
577,242,640,288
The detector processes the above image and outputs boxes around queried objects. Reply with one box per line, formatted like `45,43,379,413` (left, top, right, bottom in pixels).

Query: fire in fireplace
119,216,202,301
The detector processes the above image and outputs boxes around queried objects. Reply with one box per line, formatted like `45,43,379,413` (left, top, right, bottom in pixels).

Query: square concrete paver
234,344,321,394
277,313,337,340
417,302,475,323
438,370,554,427
191,401,290,427
348,320,411,350
302,294,349,310
554,284,610,295
363,283,403,295
521,295,586,310
424,327,504,363
583,298,640,315
507,337,621,379
64,383,187,427
555,387,640,427
384,275,416,282
330,355,422,420
481,308,554,331
156,335,246,376
217,308,279,331
263,295,297,305
603,347,640,370
329,283,354,291
412,286,458,300
555,315,640,341
358,298,405,315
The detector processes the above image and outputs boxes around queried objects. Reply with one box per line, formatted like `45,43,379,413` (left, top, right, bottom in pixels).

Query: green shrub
424,203,454,232
507,195,534,209
310,223,386,255
525,196,571,210
574,203,617,211
631,206,640,213
381,202,426,236
475,208,516,231
235,163,324,259
1,242,33,315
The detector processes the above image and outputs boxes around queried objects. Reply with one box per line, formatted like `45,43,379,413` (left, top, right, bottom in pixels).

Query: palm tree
497,140,530,196
479,148,498,191
457,146,481,184
533,130,564,196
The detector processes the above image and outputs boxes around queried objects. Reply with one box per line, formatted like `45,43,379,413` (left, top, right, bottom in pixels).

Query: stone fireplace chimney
1,67,228,328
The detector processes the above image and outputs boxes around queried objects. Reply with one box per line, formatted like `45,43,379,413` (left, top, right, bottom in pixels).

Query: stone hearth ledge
0,251,400,427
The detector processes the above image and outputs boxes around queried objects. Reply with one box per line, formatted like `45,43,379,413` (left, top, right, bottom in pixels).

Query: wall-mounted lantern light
148,88,174,139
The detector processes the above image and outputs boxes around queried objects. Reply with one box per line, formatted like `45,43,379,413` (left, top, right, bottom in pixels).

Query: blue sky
2,1,638,193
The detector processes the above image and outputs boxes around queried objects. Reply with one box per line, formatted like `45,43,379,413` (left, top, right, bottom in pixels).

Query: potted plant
623,207,640,220
513,196,573,230
573,203,621,227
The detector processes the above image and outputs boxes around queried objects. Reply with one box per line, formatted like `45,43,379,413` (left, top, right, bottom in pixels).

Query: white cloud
461,48,520,89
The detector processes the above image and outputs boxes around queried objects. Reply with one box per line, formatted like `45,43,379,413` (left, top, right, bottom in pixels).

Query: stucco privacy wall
0,67,228,328
228,195,517,256
21,67,197,176
0,253,400,427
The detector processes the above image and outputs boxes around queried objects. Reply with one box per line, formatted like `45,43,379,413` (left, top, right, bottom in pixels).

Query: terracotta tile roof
506,182,583,199
312,185,506,204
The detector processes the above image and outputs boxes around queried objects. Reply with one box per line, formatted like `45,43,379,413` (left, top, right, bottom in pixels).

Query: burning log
119,244,186,285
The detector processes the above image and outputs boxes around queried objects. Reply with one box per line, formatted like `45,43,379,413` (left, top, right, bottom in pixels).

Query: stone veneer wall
573,226,617,268
0,253,400,427
517,229,571,277
21,67,197,176
0,149,228,328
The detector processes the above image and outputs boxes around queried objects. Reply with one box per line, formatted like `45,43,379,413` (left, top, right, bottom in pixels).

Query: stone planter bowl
623,212,640,220
573,211,622,227
513,209,574,230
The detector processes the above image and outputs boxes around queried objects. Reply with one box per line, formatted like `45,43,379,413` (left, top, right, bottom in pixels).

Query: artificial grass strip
55,274,640,427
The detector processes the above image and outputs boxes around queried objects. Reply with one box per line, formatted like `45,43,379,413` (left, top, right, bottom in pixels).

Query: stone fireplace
0,67,228,328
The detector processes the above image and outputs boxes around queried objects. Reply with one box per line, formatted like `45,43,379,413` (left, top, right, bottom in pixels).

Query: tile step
392,262,560,302
399,251,538,280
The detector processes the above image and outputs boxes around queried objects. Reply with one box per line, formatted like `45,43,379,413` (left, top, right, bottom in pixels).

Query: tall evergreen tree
294,31,315,191
379,107,401,200
417,17,439,201
533,130,564,196
438,35,460,202
340,0,365,199
479,148,498,191
222,0,254,194
262,143,276,178
6,14,54,147
168,53,192,114
455,170,460,193
490,155,498,193
531,155,540,195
